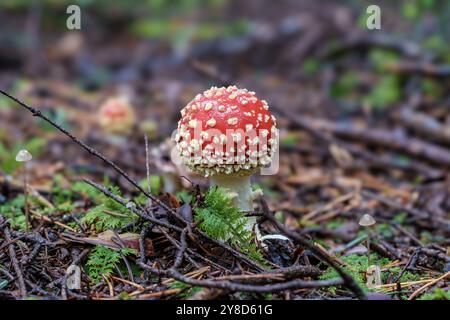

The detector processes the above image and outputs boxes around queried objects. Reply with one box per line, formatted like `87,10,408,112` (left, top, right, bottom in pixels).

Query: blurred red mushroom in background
98,95,136,136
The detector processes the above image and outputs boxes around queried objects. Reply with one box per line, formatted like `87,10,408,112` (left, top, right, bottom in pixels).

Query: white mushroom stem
15,149,32,231
23,163,30,231
210,174,256,232
210,174,290,247
366,229,372,266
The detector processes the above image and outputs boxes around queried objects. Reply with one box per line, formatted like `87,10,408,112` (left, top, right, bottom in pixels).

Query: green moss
402,2,420,20
0,194,48,230
374,223,394,238
0,195,27,230
369,49,400,72
420,231,446,244
393,212,408,224
320,254,380,292
331,71,360,98
50,176,103,208
422,78,443,98
0,178,106,230
281,133,301,147
325,219,346,230
302,58,320,76
117,291,134,300
319,253,420,294
363,75,401,110
385,267,421,283
419,288,450,300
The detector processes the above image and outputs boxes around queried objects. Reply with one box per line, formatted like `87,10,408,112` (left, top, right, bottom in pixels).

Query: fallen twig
386,61,450,78
272,105,441,178
2,223,27,298
0,89,183,224
408,271,450,300
259,198,367,300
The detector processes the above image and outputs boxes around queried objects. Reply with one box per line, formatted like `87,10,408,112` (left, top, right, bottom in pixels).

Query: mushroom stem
210,174,256,231
366,230,372,266
24,163,30,231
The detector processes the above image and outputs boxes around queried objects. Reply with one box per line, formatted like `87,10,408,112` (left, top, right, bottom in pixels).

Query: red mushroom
98,96,136,135
174,86,278,233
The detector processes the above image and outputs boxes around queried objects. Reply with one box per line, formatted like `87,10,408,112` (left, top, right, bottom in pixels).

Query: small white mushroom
15,149,32,231
359,213,377,266
359,214,376,227
15,149,32,162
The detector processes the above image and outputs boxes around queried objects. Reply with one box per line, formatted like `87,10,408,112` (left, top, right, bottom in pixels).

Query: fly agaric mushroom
98,96,136,135
174,86,278,232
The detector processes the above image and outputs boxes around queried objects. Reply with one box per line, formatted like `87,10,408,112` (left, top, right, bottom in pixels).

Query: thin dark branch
259,198,367,300
173,228,188,269
2,225,27,298
168,268,343,293
85,179,266,272
84,179,183,233
0,89,181,222
137,261,343,293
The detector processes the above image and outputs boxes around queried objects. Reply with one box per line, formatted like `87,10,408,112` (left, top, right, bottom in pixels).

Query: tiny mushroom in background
358,213,377,266
174,85,279,234
15,149,32,231
139,118,159,140
98,96,136,136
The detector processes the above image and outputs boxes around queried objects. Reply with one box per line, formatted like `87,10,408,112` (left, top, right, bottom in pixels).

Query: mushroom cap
15,149,32,162
175,86,278,177
359,213,376,227
98,96,136,134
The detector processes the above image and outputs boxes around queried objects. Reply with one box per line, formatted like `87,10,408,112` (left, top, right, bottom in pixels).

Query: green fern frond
85,245,136,284
81,186,137,232
194,187,265,264
71,181,102,202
